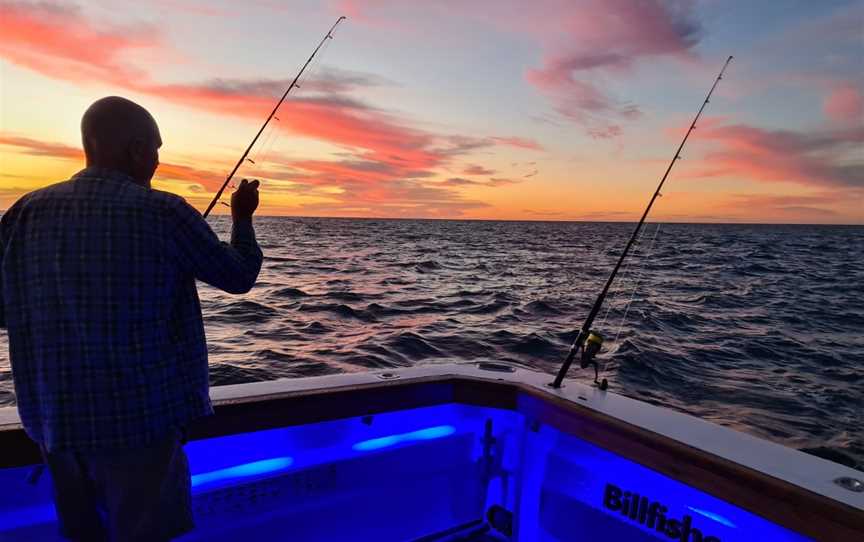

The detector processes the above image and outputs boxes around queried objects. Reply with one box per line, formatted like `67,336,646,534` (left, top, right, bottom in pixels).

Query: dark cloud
463,164,496,176
488,177,520,186
203,67,392,100
442,177,478,186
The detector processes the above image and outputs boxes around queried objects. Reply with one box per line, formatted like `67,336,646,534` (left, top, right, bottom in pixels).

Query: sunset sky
1,0,862,223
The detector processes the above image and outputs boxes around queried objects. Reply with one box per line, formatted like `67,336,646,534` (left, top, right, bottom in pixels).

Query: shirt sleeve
166,196,263,294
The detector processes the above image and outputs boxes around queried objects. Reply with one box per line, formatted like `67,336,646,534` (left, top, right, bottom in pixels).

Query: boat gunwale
0,363,861,539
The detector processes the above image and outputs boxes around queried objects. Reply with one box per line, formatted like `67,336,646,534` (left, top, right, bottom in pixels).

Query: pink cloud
824,83,864,125
0,1,156,85
340,0,702,137
524,0,700,133
488,136,543,151
0,1,531,185
587,125,624,140
686,120,864,189
0,1,538,217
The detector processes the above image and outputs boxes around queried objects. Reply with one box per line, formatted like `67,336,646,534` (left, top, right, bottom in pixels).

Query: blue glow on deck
0,403,810,541
191,457,294,488
688,506,737,528
352,425,456,451
0,504,55,532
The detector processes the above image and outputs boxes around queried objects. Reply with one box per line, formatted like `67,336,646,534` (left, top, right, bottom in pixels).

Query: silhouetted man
0,96,263,541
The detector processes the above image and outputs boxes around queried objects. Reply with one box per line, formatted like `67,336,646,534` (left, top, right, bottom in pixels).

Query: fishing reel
550,58,733,393
580,331,608,390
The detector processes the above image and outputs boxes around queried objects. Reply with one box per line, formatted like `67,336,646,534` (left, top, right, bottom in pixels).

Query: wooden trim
514,388,864,542
0,376,461,467
194,379,457,440
0,375,860,540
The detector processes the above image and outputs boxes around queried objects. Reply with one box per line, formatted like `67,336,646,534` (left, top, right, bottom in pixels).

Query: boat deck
1,364,862,541
411,520,507,541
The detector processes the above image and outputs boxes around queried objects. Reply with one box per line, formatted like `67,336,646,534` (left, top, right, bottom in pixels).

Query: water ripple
0,219,861,471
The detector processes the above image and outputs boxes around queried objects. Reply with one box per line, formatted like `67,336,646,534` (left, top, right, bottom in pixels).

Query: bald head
81,96,161,187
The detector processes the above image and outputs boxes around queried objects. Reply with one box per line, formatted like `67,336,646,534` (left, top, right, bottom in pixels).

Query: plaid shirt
0,168,262,451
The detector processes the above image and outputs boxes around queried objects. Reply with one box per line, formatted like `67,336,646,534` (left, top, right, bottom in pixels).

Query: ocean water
1,218,862,470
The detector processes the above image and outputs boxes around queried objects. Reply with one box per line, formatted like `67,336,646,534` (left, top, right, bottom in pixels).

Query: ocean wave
0,219,860,471
385,332,444,360
297,302,376,322
271,287,310,298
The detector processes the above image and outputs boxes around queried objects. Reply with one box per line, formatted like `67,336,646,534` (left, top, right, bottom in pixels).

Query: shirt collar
72,167,139,185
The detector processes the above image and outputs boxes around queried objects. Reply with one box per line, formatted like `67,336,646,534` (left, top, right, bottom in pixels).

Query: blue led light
0,403,807,541
191,457,294,488
688,506,737,528
353,425,456,451
410,426,456,440
354,435,401,451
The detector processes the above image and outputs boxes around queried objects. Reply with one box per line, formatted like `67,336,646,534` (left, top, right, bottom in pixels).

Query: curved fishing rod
202,16,348,218
551,55,734,390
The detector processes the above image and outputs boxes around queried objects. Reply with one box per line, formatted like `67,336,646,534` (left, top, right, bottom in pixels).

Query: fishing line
220,120,281,208
204,16,348,218
551,56,733,390
596,222,663,382
249,35,335,182
613,222,662,345
226,28,336,196
597,220,659,383
599,223,652,327
229,29,336,199
245,117,280,179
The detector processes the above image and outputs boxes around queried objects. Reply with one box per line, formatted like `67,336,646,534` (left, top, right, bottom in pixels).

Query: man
0,96,263,540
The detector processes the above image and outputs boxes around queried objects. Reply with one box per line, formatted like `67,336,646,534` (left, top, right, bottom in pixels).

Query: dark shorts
41,430,194,542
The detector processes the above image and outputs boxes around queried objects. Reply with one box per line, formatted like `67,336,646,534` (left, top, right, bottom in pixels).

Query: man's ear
82,136,93,158
83,136,101,163
128,136,146,163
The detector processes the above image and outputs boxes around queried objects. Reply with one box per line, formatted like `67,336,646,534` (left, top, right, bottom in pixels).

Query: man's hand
231,178,260,222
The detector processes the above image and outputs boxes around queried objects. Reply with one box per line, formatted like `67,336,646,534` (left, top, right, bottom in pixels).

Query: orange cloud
0,1,538,217
138,82,541,182
0,133,223,188
0,127,525,218
0,134,82,160
261,159,487,214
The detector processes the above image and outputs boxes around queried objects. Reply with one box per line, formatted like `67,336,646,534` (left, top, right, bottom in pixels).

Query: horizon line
0,210,860,227
205,214,864,227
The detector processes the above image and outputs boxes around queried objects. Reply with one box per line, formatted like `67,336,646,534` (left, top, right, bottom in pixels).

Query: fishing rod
202,16,348,218
551,55,734,390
